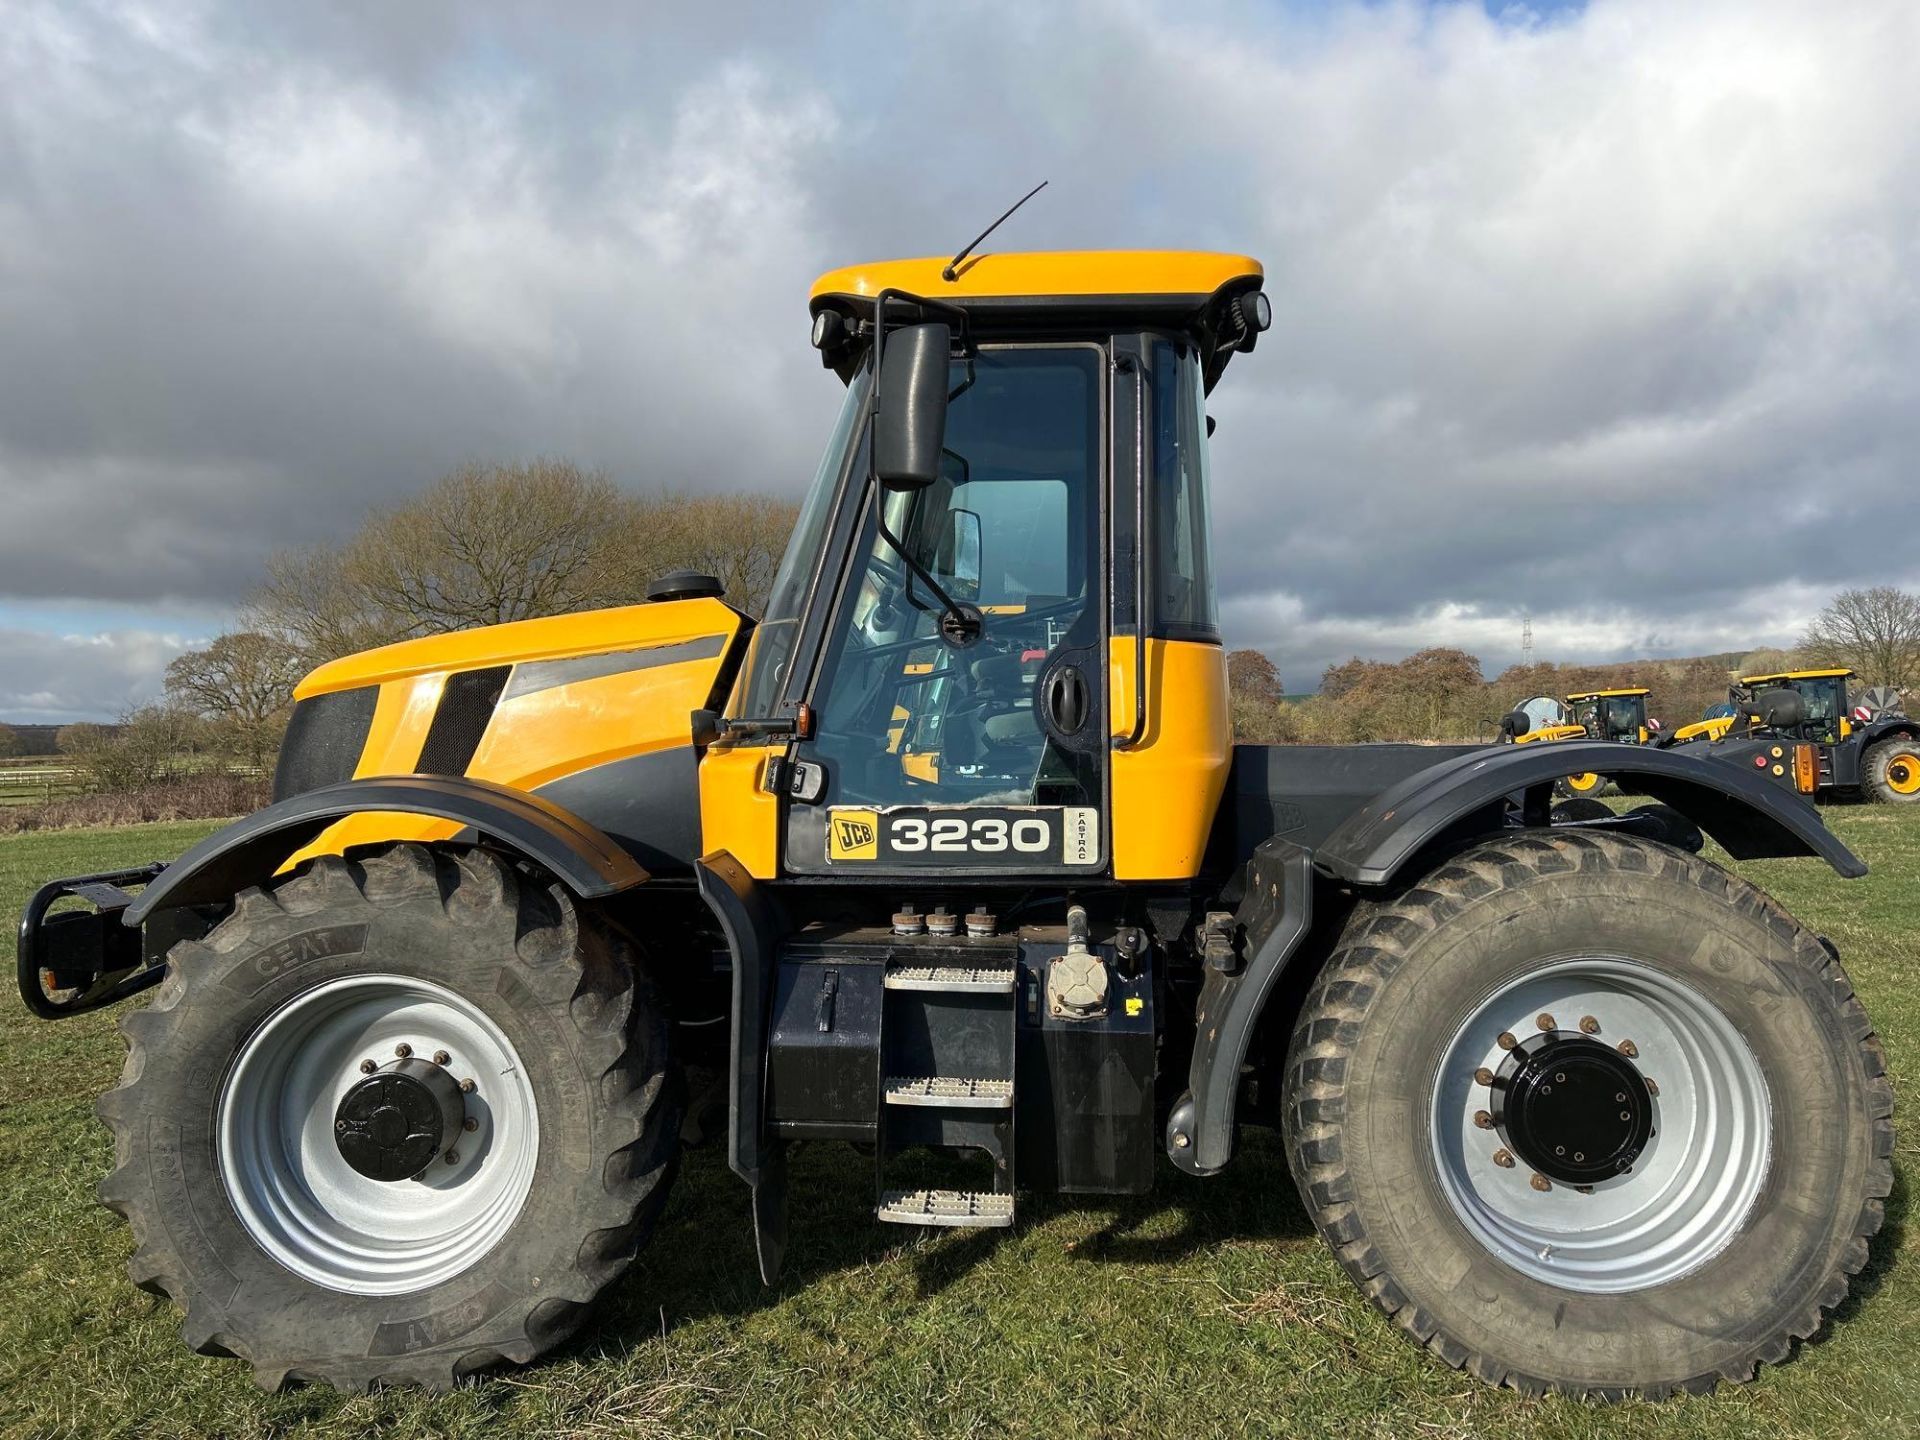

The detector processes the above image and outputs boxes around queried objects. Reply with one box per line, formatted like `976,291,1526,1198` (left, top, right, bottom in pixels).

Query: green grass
0,815,1912,1439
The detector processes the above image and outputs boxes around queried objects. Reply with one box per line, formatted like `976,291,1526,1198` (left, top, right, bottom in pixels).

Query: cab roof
1740,668,1853,685
807,250,1266,391
1567,688,1650,700
808,250,1262,308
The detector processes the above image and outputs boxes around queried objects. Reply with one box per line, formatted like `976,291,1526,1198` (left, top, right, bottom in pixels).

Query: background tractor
17,250,1891,1402
1500,686,1660,799
1664,667,1919,804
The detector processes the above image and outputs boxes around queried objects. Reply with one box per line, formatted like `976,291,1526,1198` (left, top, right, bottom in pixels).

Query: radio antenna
942,180,1048,282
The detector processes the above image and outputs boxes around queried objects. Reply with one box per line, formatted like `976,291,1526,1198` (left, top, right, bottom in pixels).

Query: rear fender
1315,740,1864,886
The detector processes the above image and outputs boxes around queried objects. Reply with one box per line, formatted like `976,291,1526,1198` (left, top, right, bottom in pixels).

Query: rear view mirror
874,322,950,490
1500,709,1531,739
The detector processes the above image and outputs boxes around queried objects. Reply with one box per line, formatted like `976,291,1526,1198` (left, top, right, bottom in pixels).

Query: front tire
1283,830,1892,1397
1863,736,1920,804
96,844,680,1391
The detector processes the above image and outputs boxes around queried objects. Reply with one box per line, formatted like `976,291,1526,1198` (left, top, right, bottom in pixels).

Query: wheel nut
359,1059,377,1075
1530,1173,1552,1192
1536,1013,1555,1032
335,1119,347,1132
1492,1149,1515,1168
1617,1039,1639,1058
1497,1032,1518,1051
1473,1066,1495,1087
1473,1110,1493,1130
444,1149,459,1165
1645,1077,1660,1097
1579,1015,1600,1034
463,1116,479,1132
395,1042,413,1059
432,1050,451,1067
460,1078,477,1094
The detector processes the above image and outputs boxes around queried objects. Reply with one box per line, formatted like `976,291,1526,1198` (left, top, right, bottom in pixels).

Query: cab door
781,344,1110,876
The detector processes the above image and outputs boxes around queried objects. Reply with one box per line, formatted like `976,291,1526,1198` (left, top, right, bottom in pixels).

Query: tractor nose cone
333,1056,466,1182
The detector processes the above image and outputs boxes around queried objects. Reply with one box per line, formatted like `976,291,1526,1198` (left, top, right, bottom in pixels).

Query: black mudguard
694,852,787,1286
1167,837,1313,1176
1315,739,1865,885
123,774,648,925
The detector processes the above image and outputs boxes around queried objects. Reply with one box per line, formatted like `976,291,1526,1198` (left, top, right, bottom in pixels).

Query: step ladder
874,954,1017,1228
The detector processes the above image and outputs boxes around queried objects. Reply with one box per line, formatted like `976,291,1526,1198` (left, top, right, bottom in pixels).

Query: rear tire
1283,830,1892,1398
1863,737,1920,804
96,844,680,1392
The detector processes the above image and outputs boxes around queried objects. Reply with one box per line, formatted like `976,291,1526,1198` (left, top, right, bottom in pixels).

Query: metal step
875,1188,1015,1227
884,961,1016,993
885,1075,1014,1109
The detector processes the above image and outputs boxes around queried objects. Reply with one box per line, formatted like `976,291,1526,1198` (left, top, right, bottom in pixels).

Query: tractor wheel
95,845,680,1392
1283,830,1892,1398
1863,737,1920,804
1555,771,1608,800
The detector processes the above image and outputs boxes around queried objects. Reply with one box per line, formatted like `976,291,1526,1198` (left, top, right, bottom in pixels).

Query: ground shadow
567,1118,1318,1365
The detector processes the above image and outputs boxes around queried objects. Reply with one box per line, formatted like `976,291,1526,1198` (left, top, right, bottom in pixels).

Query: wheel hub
1491,1031,1653,1185
333,1056,465,1182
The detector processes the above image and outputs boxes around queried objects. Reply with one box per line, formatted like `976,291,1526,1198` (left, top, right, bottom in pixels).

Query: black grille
415,666,510,775
272,687,379,802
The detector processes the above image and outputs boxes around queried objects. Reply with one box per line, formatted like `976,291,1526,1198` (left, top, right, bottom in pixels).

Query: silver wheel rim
1430,956,1771,1293
217,974,539,1295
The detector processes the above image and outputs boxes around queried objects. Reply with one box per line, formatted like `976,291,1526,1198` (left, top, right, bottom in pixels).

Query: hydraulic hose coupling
1046,904,1109,1019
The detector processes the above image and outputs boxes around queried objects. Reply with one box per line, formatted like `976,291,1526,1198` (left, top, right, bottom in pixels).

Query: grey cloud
2,0,1918,719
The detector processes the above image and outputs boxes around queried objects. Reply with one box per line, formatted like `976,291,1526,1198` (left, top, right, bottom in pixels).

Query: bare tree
0,723,18,759
1801,586,1920,688
1226,648,1284,705
251,460,802,663
165,632,306,770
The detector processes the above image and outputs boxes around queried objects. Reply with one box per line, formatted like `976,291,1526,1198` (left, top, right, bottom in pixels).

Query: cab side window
1150,343,1220,639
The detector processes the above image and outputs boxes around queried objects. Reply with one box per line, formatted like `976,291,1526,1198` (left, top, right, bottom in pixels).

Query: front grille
273,687,379,801
415,666,510,776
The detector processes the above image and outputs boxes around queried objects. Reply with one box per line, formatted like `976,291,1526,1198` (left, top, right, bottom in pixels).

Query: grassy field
0,814,1912,1439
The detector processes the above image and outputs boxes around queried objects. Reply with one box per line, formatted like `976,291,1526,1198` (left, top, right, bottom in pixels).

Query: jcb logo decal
828,810,879,861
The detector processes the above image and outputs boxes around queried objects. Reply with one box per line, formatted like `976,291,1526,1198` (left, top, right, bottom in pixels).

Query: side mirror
873,322,950,490
1500,709,1531,739
1743,687,1805,730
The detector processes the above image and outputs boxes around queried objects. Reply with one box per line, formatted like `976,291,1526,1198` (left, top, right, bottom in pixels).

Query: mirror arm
876,511,979,645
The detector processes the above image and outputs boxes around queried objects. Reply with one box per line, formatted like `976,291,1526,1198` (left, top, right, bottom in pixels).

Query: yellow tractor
18,250,1891,1401
1665,667,1920,804
1503,687,1655,798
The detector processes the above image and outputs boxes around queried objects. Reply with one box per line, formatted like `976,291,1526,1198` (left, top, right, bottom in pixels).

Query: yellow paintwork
1514,724,1587,745
809,251,1262,308
1738,668,1853,685
1108,637,1231,880
699,743,781,878
282,599,746,872
296,600,741,699
1565,688,1649,701
1564,772,1605,794
1671,715,1739,743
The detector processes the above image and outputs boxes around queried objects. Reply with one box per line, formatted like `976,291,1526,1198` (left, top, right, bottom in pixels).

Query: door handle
1045,665,1089,736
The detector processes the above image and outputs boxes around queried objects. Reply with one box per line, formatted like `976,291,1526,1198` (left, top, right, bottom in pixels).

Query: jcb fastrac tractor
19,251,1892,1400
1664,667,1920,805
1502,687,1658,798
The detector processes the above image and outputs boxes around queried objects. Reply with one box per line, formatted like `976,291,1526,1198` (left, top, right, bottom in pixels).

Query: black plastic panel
272,686,378,802
415,666,509,775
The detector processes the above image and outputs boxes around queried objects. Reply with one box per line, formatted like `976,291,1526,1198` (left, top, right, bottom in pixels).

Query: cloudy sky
3,0,1917,720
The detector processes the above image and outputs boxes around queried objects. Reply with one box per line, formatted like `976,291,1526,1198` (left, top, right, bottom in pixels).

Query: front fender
1316,740,1865,886
124,774,647,924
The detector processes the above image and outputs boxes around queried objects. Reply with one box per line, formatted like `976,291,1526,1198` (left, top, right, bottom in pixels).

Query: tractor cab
719,251,1269,880
1736,668,1854,745
1567,687,1651,744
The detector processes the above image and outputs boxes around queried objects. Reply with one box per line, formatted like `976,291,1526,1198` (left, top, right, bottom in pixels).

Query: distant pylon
1522,613,1533,668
